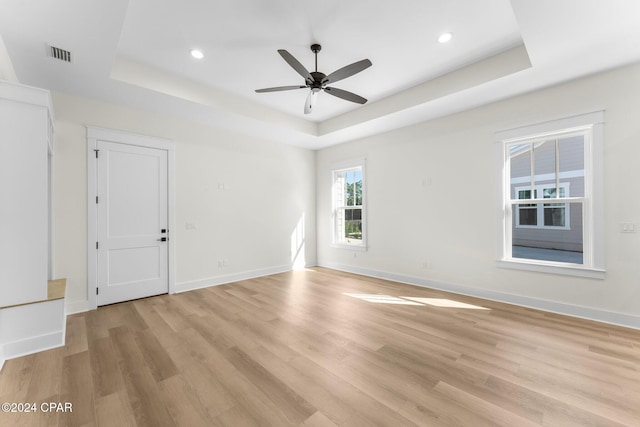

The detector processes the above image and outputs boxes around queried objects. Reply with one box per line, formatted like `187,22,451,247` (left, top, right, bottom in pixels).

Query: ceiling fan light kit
256,44,372,114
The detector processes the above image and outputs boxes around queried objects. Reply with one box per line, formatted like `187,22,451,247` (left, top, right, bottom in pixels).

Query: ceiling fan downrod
311,43,321,72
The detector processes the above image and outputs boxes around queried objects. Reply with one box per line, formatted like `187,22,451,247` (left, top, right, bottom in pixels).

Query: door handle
157,237,167,242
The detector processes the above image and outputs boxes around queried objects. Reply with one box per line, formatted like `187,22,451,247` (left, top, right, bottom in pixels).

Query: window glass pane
342,168,363,207
344,208,362,241
355,170,363,206
533,140,556,191
518,189,531,199
345,171,355,206
544,206,565,227
543,187,557,198
517,204,537,226
335,171,346,207
509,143,531,200
559,135,585,197
512,202,583,264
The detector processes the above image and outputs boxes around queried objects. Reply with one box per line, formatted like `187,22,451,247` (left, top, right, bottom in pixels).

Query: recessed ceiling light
190,49,204,59
437,32,453,44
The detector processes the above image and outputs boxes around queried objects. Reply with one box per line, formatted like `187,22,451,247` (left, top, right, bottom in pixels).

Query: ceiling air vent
48,45,72,63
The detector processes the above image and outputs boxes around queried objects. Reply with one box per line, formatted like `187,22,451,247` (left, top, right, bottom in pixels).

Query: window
496,112,604,278
332,160,366,248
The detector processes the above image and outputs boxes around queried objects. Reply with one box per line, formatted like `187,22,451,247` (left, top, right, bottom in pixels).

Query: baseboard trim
175,264,294,294
318,262,640,330
1,331,65,361
64,263,321,312
65,299,90,315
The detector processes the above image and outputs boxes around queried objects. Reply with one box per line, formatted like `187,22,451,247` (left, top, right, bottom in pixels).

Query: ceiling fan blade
278,49,313,83
255,85,307,93
322,59,372,85
324,87,367,104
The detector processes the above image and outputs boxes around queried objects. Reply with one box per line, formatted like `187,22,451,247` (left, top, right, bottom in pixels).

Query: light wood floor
1,267,639,426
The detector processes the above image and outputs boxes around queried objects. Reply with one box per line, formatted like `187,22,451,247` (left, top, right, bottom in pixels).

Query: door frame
86,126,175,310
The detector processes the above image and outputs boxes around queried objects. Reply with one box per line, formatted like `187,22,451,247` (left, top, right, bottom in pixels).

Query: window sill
496,259,605,279
515,225,571,231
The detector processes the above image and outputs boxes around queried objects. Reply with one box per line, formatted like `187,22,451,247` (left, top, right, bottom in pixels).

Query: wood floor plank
130,298,171,331
302,411,339,427
108,326,175,427
1,267,639,426
25,347,64,402
157,375,220,427
215,405,261,427
95,391,137,427
233,343,369,426
432,380,541,427
58,351,95,427
179,328,297,426
88,337,125,399
133,329,178,382
224,346,316,424
160,333,237,418
0,354,36,401
64,314,88,356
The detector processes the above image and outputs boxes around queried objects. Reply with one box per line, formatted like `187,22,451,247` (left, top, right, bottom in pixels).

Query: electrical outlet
185,222,197,230
421,261,433,270
620,223,637,233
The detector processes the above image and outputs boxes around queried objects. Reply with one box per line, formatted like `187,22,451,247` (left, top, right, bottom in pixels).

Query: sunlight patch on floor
342,293,424,305
342,293,490,310
401,297,489,310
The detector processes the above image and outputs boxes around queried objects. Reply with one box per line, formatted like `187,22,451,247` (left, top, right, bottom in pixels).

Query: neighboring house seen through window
515,183,570,229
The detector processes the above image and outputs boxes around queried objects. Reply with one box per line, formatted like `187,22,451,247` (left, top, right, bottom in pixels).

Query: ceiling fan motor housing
310,71,326,89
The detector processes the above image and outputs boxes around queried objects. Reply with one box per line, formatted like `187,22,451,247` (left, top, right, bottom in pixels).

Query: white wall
52,92,316,310
317,63,640,326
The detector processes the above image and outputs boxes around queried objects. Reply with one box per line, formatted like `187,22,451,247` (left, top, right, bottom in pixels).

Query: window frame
331,159,367,250
496,112,605,279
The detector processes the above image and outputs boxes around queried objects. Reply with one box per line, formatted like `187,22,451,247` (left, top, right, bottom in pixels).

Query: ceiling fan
255,44,372,114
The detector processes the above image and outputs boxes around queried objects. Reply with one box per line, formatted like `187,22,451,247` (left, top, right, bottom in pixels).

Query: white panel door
97,140,168,305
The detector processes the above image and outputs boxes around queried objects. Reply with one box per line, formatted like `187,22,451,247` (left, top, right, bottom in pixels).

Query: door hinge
96,241,99,249
94,149,100,158
96,287,99,295
96,196,98,204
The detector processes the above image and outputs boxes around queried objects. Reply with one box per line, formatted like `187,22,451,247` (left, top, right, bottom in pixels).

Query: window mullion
530,142,535,199
555,139,560,200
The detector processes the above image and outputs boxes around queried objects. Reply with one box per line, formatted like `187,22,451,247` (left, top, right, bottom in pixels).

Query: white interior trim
0,299,66,362
319,262,638,330
495,111,604,142
86,126,176,310
175,264,293,294
495,259,605,279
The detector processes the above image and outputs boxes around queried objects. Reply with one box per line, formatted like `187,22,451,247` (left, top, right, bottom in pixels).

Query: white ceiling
1,0,639,149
